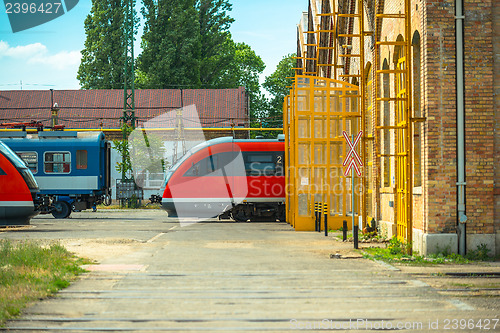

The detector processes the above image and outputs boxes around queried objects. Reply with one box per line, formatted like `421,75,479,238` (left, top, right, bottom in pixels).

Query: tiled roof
0,88,248,129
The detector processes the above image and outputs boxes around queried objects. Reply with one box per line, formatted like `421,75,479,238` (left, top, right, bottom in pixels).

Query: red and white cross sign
342,130,363,177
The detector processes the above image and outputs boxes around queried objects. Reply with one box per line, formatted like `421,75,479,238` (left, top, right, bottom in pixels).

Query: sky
0,0,306,91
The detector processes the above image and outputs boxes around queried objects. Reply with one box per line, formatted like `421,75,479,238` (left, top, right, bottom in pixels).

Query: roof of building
0,88,248,129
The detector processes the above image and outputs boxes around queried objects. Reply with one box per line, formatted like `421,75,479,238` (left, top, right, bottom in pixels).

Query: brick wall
420,0,496,235
422,0,458,234
303,0,498,241
493,0,500,231
463,0,495,234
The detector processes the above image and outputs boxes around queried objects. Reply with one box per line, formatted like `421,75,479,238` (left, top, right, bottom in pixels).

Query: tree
78,0,135,89
138,0,201,89
217,41,266,119
262,53,296,128
197,0,235,88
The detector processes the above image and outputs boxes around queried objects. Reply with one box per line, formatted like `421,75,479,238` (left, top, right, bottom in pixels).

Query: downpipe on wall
456,0,467,256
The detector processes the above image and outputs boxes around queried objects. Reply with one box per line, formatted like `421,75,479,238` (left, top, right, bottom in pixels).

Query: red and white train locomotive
161,136,285,221
0,140,39,224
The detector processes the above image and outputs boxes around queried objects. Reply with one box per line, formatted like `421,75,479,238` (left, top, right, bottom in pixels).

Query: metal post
456,0,467,256
343,220,348,241
352,134,356,235
314,202,318,231
354,225,359,249
318,202,322,233
324,203,328,237
120,0,136,207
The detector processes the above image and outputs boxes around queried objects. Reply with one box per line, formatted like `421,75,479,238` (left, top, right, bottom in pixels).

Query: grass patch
0,240,87,326
362,237,496,265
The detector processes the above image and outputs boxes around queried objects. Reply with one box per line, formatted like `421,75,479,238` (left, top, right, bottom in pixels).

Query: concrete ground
0,209,499,332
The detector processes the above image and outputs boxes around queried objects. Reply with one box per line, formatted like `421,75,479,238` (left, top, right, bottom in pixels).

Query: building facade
293,0,499,255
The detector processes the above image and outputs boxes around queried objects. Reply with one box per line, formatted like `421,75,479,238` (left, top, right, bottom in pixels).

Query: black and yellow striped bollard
323,202,328,237
317,202,322,233
314,202,318,231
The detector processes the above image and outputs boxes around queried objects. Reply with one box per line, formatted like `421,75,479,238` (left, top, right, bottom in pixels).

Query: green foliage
387,237,404,255
198,0,235,87
138,0,202,89
128,128,168,174
262,53,296,128
113,124,134,179
137,0,267,120
465,243,491,261
0,240,85,326
79,0,284,142
363,238,494,265
217,42,265,91
79,0,270,130
78,0,138,89
226,42,266,124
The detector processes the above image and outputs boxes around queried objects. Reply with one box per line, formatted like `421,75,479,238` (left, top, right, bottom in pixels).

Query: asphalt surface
0,210,499,332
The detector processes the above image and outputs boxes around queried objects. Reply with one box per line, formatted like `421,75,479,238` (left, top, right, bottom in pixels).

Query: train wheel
52,201,71,219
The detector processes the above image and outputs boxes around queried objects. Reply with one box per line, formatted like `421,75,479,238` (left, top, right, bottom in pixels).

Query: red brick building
295,0,499,255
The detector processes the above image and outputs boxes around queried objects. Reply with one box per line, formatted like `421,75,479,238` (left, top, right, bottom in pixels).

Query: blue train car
0,131,111,218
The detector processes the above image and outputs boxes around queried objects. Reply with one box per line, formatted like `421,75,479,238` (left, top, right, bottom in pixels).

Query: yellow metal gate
373,0,414,245
285,75,361,231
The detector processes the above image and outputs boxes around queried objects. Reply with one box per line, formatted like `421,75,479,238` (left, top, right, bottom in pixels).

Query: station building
286,0,499,256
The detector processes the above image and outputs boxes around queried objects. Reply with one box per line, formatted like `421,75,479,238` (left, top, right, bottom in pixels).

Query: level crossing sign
343,131,363,177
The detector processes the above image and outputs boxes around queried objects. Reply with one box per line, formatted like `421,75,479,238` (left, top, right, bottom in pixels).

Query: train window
44,152,71,174
244,153,276,176
0,166,5,176
16,152,38,174
183,152,241,177
76,150,88,170
184,156,214,177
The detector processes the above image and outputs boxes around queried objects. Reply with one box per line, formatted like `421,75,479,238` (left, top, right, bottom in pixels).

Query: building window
44,152,70,174
76,150,88,170
382,59,391,187
412,31,422,187
16,152,38,174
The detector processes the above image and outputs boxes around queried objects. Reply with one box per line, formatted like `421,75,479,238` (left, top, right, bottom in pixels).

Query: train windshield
168,140,212,172
0,141,29,169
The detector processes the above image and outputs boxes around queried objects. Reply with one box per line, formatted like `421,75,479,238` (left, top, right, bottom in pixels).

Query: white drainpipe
455,0,467,255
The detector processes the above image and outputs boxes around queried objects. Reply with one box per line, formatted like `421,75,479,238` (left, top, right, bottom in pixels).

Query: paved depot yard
0,210,499,332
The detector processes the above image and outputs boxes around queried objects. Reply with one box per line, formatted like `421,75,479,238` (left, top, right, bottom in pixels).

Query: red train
0,140,39,224
161,137,285,221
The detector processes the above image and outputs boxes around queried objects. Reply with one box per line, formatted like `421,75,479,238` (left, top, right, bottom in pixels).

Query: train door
105,141,111,193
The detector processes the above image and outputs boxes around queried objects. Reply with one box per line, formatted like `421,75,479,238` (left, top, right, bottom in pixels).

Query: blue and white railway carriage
0,131,111,218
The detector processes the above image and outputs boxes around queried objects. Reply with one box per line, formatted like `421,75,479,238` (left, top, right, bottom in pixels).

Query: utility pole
122,0,136,139
172,90,187,165
119,0,137,206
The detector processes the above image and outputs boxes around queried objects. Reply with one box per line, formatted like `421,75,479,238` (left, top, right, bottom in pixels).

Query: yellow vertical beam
284,94,291,225
358,0,367,231
404,0,413,246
